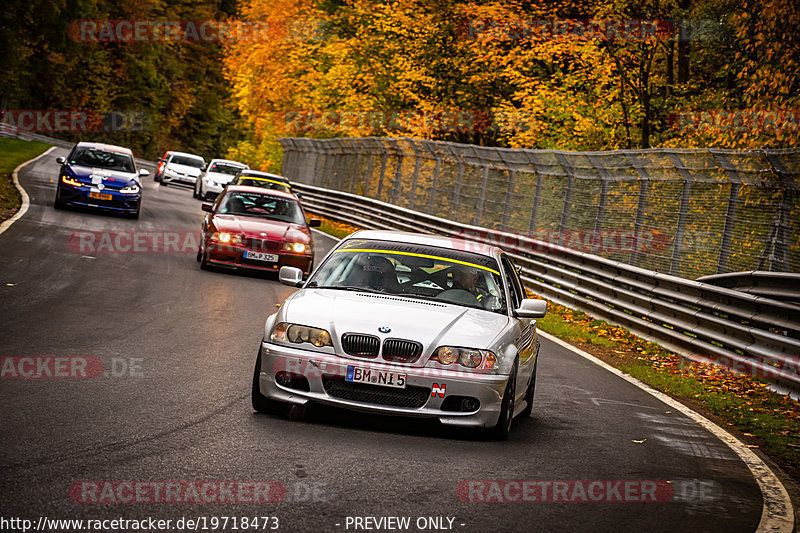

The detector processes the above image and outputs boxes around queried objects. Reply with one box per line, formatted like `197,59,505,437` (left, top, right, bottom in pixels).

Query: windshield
235,177,291,193
308,240,507,314
216,191,305,224
171,155,204,168
69,147,135,173
209,162,245,175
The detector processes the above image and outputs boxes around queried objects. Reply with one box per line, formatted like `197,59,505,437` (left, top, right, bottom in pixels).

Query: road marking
0,146,57,237
539,330,794,533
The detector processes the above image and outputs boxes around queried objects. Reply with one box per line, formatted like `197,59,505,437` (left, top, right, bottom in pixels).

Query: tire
199,250,210,270
53,190,66,210
252,347,292,416
127,203,141,220
160,179,168,187
490,359,518,440
521,344,539,418
196,249,202,262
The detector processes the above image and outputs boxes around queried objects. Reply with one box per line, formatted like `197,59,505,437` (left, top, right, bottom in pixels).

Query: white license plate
346,365,406,389
244,251,278,262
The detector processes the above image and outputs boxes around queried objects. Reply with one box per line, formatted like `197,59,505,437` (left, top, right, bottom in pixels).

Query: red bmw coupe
198,186,320,276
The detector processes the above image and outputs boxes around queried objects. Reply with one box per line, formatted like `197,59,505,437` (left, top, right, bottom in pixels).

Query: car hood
212,215,310,241
67,165,139,187
281,289,509,364
166,163,202,177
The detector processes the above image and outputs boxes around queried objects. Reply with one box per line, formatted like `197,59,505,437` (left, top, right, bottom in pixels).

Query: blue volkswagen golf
54,142,148,219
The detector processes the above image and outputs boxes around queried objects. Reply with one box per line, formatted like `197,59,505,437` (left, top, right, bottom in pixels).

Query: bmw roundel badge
378,326,391,333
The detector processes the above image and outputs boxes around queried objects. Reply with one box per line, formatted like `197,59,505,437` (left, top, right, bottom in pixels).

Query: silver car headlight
271,322,332,348
430,346,497,371
119,184,140,194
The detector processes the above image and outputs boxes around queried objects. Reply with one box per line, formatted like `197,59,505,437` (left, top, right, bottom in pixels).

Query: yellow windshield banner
243,177,291,188
332,248,500,276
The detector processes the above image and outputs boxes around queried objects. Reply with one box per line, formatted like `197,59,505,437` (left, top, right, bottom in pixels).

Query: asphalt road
0,148,765,532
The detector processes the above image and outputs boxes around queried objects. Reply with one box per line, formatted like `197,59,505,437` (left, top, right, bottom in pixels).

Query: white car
159,152,206,187
194,159,249,200
252,230,548,439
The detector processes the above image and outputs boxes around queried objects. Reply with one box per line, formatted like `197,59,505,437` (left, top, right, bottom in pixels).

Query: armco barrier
295,181,800,390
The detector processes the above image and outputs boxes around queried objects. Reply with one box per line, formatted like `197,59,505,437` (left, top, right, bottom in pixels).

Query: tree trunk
677,39,690,83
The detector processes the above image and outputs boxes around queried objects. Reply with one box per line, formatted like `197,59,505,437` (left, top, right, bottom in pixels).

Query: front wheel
53,190,66,210
252,347,292,416
490,360,518,440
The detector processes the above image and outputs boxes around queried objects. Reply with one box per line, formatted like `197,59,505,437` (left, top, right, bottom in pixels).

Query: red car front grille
245,238,282,253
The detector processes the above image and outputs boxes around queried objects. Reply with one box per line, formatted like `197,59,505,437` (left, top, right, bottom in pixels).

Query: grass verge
308,213,800,480
0,138,51,223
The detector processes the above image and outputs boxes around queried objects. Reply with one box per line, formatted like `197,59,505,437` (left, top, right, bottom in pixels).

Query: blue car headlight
61,175,83,187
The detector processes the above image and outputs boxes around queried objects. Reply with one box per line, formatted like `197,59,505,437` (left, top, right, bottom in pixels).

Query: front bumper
204,242,313,275
256,341,509,428
57,185,141,213
162,173,197,185
202,179,227,196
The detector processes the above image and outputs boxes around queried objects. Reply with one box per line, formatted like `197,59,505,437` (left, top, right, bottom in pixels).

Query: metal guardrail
295,181,800,389
697,272,800,307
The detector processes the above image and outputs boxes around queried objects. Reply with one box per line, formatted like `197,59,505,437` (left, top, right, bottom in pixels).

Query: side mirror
56,157,66,164
201,203,214,213
295,192,303,199
308,218,321,228
516,299,548,318
138,168,150,177
279,266,304,287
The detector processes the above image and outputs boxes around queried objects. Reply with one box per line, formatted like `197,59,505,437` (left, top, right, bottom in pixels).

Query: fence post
474,165,490,226
408,140,422,210
526,153,547,234
453,161,465,218
350,152,361,193
501,170,516,231
763,151,796,272
376,142,389,200
427,156,441,215
626,153,652,267
712,152,742,274
667,152,694,276
391,149,404,205
363,146,375,196
587,154,610,232
554,153,575,235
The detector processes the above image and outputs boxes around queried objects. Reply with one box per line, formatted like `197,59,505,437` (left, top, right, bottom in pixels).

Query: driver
451,266,484,303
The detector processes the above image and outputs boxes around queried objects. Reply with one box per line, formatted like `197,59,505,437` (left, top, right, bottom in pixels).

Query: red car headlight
283,242,309,253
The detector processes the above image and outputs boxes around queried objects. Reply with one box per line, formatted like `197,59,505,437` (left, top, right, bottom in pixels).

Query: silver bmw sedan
252,230,547,439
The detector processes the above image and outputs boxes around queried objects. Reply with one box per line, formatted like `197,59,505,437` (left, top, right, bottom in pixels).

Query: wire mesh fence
280,137,800,279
